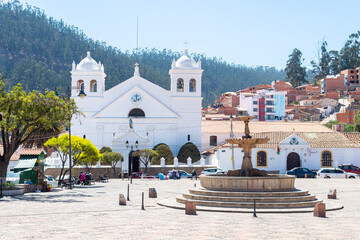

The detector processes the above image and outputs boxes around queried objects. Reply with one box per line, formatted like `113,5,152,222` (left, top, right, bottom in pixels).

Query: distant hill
0,2,285,106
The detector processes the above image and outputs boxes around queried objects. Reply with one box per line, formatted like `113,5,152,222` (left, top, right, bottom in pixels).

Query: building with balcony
239,90,286,121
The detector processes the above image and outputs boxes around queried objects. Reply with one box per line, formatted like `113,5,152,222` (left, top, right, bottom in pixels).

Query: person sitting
80,172,86,184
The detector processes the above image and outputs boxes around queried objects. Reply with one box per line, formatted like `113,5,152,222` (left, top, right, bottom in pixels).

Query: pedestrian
192,169,197,180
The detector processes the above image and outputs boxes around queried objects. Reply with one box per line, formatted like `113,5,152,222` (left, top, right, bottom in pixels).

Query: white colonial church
70,50,203,173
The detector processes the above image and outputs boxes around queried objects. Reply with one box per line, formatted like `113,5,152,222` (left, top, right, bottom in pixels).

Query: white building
239,90,286,121
70,50,203,173
204,131,360,174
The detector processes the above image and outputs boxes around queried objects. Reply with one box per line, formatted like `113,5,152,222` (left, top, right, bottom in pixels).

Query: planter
2,188,24,196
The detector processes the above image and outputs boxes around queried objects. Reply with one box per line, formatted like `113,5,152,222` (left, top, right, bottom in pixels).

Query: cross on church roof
183,41,190,48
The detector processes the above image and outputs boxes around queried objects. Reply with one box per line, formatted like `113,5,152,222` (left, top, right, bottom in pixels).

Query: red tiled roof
19,148,44,155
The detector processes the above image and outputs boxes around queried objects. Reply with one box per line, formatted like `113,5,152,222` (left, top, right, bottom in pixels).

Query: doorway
287,152,300,170
128,151,140,173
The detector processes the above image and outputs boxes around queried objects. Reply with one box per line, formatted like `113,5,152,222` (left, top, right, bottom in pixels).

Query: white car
200,168,227,175
317,168,358,179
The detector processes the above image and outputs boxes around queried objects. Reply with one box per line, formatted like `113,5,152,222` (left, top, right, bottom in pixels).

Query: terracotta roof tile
19,148,44,155
202,131,358,154
202,120,332,134
340,132,360,144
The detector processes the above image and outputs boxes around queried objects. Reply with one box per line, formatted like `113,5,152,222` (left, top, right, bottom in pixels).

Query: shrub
151,144,174,165
177,142,200,164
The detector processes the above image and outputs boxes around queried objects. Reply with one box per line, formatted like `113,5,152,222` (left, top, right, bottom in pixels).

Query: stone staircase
176,188,322,209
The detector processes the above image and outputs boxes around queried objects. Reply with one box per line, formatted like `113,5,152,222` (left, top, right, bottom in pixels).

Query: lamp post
126,140,139,184
230,115,235,170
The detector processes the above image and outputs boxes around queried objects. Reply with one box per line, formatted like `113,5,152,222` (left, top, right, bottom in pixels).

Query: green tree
329,50,342,75
177,142,201,164
354,111,360,132
311,41,330,80
285,48,308,87
0,79,77,178
99,146,112,153
152,144,174,165
101,151,124,177
44,134,100,183
133,149,158,173
340,32,360,70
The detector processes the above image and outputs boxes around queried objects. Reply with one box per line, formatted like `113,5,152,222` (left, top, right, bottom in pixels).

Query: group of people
77,172,94,185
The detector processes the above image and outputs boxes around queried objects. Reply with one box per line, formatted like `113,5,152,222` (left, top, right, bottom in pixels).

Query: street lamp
126,140,139,184
230,115,235,170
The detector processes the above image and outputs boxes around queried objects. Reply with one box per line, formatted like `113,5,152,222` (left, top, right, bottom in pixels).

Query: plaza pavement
0,178,358,240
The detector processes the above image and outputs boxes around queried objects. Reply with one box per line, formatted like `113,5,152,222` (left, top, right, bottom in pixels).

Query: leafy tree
285,48,308,87
311,41,330,80
44,134,100,183
354,111,360,132
101,152,124,177
100,146,112,153
177,142,200,164
133,149,158,173
0,78,77,178
152,143,174,165
329,50,342,75
340,32,360,70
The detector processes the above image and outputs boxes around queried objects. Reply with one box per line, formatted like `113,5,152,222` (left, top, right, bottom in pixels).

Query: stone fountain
199,116,295,192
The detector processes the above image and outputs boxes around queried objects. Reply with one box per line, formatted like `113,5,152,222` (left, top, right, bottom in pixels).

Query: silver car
200,168,227,175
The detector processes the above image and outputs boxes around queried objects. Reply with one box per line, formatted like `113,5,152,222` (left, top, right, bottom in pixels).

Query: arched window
177,78,184,92
77,80,84,92
189,79,196,92
256,151,267,167
90,80,97,92
210,135,217,146
321,150,332,167
128,108,145,118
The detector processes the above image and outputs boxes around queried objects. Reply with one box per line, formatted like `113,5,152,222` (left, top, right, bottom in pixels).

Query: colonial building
70,50,203,173
204,131,360,174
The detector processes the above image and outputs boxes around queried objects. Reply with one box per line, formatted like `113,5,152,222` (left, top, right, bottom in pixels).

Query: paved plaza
0,178,358,240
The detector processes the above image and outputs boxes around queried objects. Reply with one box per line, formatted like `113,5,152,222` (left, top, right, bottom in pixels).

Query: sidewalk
0,178,358,240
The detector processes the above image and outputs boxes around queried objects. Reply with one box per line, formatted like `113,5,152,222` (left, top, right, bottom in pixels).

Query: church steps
189,188,310,197
182,193,316,203
176,196,322,208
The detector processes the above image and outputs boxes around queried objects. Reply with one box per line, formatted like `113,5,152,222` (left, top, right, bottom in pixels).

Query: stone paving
0,178,359,240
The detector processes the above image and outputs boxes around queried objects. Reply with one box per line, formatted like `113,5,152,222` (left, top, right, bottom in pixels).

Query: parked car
201,168,227,175
338,164,360,175
131,172,156,179
178,170,192,178
286,167,317,178
6,172,20,184
317,168,358,179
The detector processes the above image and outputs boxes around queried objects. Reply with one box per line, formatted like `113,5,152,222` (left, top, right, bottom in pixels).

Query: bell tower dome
70,51,106,98
169,48,203,97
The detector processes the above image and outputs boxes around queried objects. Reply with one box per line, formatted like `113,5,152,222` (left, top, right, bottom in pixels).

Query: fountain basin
199,174,295,192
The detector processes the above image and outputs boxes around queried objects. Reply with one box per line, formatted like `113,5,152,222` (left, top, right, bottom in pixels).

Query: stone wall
45,166,217,179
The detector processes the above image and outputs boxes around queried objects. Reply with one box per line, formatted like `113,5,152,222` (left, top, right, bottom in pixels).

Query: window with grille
321,151,332,167
257,151,267,167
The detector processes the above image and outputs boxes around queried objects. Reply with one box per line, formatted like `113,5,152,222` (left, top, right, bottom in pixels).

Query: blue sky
10,0,360,69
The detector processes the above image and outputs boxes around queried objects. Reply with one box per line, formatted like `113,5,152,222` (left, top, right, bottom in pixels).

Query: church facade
70,50,203,173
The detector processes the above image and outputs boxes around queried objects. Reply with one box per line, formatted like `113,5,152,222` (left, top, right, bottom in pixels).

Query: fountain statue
226,116,269,177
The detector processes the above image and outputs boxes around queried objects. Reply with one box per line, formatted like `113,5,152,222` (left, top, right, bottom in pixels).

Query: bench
98,174,109,183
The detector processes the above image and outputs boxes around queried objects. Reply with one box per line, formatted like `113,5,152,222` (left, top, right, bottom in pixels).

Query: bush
177,142,200,164
151,144,174,165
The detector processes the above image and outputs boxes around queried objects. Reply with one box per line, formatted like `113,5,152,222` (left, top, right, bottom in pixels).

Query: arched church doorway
287,152,300,170
129,150,140,174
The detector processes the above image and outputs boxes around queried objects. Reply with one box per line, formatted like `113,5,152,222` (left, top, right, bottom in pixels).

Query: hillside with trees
0,2,285,106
